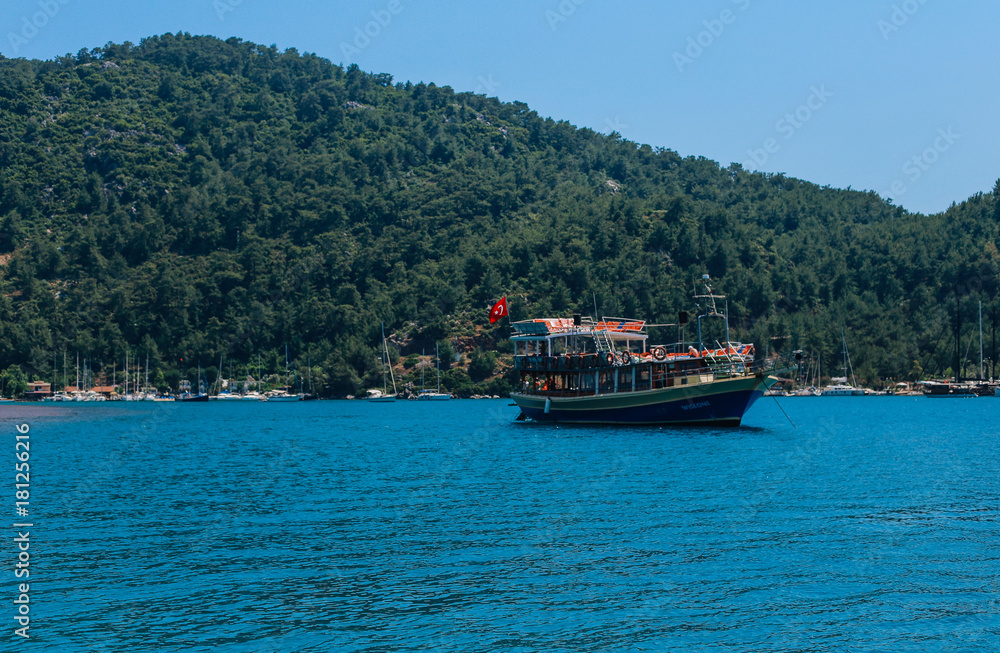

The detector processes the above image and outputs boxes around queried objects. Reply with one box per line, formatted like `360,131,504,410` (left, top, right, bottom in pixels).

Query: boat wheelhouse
509,277,797,426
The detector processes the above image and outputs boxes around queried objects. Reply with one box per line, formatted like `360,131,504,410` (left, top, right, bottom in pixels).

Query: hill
0,33,998,396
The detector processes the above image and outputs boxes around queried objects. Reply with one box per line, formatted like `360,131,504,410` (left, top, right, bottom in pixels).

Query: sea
1,396,998,652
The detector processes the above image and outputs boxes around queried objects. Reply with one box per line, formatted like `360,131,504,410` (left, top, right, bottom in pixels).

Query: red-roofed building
24,381,52,401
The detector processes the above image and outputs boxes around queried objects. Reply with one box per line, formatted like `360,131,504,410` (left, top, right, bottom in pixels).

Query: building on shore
23,381,52,401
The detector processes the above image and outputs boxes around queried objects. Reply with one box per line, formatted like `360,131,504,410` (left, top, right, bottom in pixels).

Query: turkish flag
489,296,508,324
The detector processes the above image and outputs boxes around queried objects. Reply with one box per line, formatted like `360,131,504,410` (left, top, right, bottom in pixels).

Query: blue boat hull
512,374,773,426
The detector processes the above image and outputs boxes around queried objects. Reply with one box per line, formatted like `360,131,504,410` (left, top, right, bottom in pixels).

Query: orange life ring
652,346,667,361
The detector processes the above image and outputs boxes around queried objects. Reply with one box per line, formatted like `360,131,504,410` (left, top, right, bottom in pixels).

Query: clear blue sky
3,0,997,215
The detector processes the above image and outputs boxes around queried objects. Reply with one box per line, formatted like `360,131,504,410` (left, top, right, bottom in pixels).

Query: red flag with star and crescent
489,296,508,324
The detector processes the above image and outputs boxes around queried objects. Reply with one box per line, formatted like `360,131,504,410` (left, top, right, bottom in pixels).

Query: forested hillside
0,33,998,396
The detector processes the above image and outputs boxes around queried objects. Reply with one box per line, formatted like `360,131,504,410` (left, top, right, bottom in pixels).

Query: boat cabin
510,315,751,398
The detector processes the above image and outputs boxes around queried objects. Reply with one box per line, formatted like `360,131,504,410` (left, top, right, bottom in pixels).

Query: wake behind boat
508,276,797,426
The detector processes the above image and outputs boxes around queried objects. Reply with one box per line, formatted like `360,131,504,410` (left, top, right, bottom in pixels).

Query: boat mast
956,294,961,383
841,328,848,382
436,342,442,393
979,300,984,381
381,323,388,395
694,274,726,352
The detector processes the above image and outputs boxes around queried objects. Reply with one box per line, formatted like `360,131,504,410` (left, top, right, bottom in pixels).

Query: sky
2,0,998,215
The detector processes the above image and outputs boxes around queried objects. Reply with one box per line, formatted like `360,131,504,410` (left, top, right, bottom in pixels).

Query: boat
365,389,395,402
821,380,863,396
417,343,451,401
921,381,977,398
301,356,318,400
368,324,397,402
179,365,209,402
508,276,798,426
266,389,302,402
266,346,304,401
821,329,865,395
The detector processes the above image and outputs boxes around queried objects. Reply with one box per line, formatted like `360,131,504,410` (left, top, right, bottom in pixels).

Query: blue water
2,397,999,651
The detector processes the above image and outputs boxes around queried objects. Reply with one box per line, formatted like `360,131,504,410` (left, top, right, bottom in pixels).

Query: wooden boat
509,276,797,426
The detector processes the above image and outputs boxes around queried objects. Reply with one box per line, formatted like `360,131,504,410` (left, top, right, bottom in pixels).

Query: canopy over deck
510,317,647,342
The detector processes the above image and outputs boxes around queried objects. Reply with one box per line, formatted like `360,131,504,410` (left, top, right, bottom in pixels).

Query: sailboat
267,345,304,401
822,329,865,396
417,343,451,400
367,324,397,402
302,355,318,400
180,364,210,402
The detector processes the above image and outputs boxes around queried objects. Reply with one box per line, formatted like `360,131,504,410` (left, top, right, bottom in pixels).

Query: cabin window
637,366,651,391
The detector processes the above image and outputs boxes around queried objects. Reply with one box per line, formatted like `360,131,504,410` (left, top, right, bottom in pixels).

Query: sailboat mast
979,300,984,381
381,323,388,394
436,342,441,393
956,294,961,383
841,328,848,381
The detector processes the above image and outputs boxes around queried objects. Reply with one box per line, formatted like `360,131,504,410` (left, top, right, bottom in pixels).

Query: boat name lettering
682,401,711,411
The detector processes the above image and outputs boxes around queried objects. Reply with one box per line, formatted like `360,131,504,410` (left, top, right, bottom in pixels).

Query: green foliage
0,365,27,398
468,348,497,382
436,340,455,371
0,34,997,392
